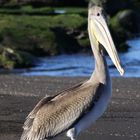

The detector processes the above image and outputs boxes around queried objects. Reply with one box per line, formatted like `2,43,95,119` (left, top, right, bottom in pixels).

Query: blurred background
0,0,139,77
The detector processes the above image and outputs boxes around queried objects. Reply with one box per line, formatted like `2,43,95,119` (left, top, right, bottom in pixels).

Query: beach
0,75,140,140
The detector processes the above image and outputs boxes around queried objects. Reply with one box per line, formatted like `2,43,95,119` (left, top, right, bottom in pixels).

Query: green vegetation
0,1,139,69
0,13,86,55
0,5,87,15
0,7,88,69
0,5,53,15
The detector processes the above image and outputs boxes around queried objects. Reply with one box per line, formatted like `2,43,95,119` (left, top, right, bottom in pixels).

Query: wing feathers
23,95,54,130
21,81,99,140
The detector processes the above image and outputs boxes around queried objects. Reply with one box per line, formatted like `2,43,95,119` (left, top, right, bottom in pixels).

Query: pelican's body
21,5,124,140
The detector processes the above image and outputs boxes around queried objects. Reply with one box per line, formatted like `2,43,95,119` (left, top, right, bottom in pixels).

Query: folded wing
20,81,100,140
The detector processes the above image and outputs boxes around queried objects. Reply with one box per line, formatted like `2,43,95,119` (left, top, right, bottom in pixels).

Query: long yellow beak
88,6,124,76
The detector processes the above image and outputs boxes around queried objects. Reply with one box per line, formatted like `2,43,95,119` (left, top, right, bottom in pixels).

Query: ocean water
20,37,140,77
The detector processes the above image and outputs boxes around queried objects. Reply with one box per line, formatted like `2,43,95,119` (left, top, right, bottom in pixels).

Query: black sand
0,75,140,140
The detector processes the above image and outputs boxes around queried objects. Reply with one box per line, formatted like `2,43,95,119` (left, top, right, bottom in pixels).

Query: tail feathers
20,95,53,140
20,127,33,140
20,126,46,140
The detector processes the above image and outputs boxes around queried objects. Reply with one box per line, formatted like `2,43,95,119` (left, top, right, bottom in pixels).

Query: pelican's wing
21,81,100,140
23,95,55,130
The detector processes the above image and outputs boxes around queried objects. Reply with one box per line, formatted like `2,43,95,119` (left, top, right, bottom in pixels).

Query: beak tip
120,68,125,76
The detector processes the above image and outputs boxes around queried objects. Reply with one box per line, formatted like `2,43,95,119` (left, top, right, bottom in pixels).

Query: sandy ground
0,75,140,140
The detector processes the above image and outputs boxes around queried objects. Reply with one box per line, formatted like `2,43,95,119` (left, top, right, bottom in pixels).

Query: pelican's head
88,5,124,76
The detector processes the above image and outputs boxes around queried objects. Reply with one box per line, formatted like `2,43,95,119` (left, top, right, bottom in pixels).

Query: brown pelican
20,5,124,140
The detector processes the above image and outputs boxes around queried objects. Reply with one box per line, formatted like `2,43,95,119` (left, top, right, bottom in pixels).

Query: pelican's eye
97,13,100,16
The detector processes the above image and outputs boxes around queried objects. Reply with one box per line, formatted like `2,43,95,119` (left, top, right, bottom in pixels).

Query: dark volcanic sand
0,75,140,140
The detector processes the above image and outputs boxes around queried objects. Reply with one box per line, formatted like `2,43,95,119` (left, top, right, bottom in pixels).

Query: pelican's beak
88,6,124,76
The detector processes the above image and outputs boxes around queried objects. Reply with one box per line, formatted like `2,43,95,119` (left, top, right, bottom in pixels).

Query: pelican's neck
88,29,110,84
91,47,110,84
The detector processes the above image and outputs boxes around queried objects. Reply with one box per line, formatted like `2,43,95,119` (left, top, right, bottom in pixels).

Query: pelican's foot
66,128,77,140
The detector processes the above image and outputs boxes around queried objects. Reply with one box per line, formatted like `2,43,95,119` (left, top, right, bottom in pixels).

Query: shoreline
0,75,140,140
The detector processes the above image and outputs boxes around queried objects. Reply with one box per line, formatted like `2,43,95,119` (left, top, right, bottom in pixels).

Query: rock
0,46,35,69
108,10,138,52
116,9,139,33
110,9,139,38
15,50,35,68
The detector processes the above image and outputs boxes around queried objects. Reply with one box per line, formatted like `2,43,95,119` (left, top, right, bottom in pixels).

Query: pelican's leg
66,128,77,140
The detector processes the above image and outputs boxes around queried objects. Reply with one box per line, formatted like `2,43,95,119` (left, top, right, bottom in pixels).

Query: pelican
20,4,124,140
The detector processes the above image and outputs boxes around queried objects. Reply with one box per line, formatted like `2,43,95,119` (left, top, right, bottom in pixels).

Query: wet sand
0,75,140,140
